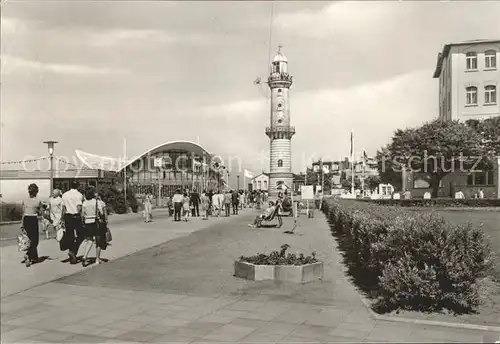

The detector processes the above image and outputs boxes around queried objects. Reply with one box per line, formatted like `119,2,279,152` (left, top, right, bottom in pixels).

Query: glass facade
125,147,222,197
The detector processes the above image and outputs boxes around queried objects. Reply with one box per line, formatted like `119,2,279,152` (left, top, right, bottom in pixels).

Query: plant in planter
235,244,323,282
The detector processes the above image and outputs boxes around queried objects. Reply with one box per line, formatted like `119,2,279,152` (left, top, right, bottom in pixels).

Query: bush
360,198,500,208
240,244,318,266
0,203,23,222
322,199,492,313
98,185,138,214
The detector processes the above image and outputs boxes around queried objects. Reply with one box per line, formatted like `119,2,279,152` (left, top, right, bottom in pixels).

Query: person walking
232,190,239,215
224,190,232,217
190,189,200,217
172,189,183,221
182,192,191,222
256,191,262,210
143,192,153,223
206,189,214,216
62,180,84,265
201,191,210,220
48,189,63,240
81,188,107,266
20,183,43,267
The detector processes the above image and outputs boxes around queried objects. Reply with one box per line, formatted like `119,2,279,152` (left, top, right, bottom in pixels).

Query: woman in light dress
20,183,43,267
182,192,191,222
143,192,153,223
48,189,63,240
201,191,210,220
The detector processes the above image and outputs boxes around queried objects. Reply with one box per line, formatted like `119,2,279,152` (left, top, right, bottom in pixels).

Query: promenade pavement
1,208,499,343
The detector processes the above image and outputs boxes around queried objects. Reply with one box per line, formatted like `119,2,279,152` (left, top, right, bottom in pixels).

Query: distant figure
190,189,200,217
143,192,153,223
423,192,432,199
49,189,63,239
182,192,191,222
224,190,232,217
478,188,485,199
231,190,239,215
455,190,465,199
172,189,183,221
403,190,411,200
81,187,107,267
255,191,262,210
239,191,245,209
201,191,210,220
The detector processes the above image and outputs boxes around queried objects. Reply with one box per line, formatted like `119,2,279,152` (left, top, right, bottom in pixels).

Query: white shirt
49,197,63,226
172,194,184,203
62,189,83,215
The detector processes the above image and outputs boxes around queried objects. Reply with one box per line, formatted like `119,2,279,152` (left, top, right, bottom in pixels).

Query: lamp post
43,141,58,195
237,175,240,191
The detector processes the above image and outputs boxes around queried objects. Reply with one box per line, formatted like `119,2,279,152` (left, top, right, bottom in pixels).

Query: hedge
359,198,500,208
0,203,23,222
322,199,492,313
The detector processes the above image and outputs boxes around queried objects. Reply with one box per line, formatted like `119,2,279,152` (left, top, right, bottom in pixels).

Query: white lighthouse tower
266,46,295,197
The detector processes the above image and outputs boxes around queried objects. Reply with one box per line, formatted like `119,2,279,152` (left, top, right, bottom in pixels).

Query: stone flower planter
234,261,323,283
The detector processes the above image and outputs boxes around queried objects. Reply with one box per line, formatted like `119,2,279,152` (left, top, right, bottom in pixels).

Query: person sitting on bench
248,201,276,228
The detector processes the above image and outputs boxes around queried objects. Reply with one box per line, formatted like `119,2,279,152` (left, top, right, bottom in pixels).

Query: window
277,89,282,93
485,85,497,104
278,159,283,167
467,171,494,186
466,86,478,105
263,181,268,189
278,103,282,108
485,50,497,69
258,181,262,189
466,51,477,70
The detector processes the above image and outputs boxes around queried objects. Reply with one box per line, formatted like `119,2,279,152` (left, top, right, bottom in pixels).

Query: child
182,193,190,222
39,203,53,240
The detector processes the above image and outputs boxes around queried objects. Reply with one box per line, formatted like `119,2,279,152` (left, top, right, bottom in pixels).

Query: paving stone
202,323,256,341
172,296,215,308
58,323,108,336
238,330,286,343
329,325,370,340
212,309,250,319
127,313,166,324
239,310,283,321
183,321,225,332
223,300,264,311
64,334,110,343
105,320,145,331
151,333,198,343
135,322,176,335
278,334,320,343
333,320,376,334
167,325,219,338
98,327,137,338
366,321,415,342
197,314,234,324
25,330,75,342
289,324,336,341
1,328,45,342
154,316,191,327
116,329,164,342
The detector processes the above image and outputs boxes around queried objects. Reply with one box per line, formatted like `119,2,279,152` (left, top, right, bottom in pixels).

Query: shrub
0,203,23,222
127,192,139,213
322,198,492,313
360,198,500,208
98,185,138,214
240,244,318,266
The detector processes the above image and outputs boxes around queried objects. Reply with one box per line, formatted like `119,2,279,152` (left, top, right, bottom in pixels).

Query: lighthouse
266,46,295,197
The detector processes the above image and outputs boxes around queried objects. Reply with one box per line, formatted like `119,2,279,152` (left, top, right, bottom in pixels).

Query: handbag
105,227,112,243
56,225,65,242
17,228,31,252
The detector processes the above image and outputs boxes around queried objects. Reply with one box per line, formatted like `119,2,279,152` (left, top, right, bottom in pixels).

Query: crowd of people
18,180,110,268
142,189,271,222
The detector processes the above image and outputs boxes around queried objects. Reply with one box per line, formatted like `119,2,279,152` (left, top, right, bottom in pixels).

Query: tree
382,120,486,198
365,175,382,191
305,169,332,191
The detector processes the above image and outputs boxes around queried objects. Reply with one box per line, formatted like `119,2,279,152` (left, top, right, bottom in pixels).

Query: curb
360,296,500,333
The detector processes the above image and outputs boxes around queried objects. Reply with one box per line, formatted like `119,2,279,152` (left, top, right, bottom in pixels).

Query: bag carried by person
105,227,112,243
56,225,65,242
17,228,31,252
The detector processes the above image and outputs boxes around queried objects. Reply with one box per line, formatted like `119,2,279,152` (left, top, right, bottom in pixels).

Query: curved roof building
123,140,225,197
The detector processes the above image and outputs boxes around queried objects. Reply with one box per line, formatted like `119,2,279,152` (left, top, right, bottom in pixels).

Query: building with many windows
434,39,499,122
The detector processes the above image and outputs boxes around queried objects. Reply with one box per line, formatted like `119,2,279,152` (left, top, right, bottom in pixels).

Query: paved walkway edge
360,295,500,332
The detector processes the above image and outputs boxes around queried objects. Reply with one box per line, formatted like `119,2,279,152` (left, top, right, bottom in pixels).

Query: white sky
2,1,500,181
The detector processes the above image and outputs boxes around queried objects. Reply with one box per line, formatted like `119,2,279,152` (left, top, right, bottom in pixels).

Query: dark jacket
231,192,239,204
190,192,200,205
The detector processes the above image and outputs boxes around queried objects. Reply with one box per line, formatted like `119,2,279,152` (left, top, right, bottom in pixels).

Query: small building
251,173,269,191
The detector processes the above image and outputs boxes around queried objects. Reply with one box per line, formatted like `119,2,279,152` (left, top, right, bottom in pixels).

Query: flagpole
351,131,355,196
362,149,366,197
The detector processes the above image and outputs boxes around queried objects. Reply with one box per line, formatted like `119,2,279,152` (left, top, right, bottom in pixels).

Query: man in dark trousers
231,190,239,215
61,180,84,264
206,189,214,216
190,188,200,217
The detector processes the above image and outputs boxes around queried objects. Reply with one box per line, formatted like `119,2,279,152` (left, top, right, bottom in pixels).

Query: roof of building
121,140,213,171
273,52,288,63
251,172,269,180
433,39,500,78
